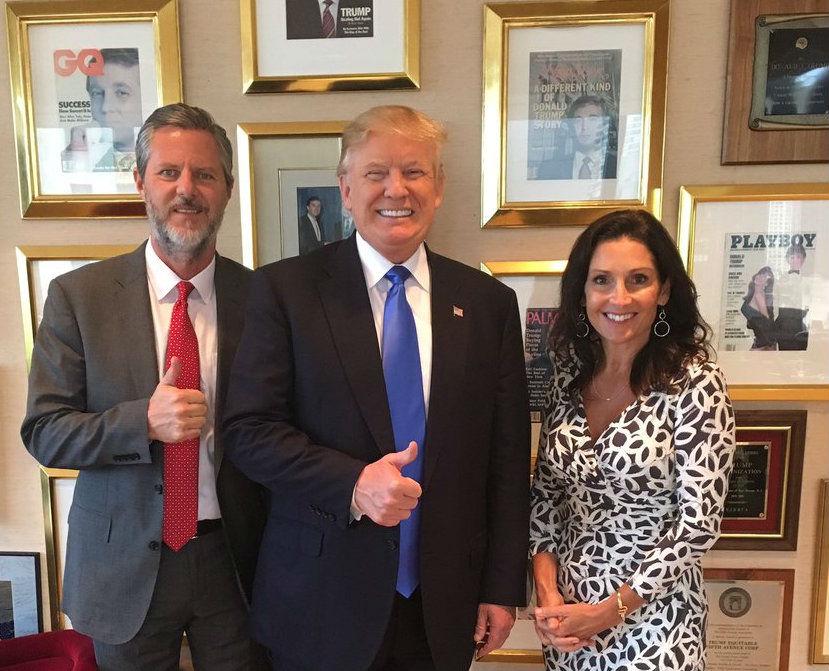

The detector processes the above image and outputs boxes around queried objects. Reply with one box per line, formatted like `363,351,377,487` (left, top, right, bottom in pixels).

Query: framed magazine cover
240,0,419,93
5,0,182,218
479,261,565,663
481,1,669,228
237,122,346,268
677,183,829,400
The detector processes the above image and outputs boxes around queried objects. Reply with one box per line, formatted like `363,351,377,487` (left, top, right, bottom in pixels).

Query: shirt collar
355,231,430,294
145,239,216,303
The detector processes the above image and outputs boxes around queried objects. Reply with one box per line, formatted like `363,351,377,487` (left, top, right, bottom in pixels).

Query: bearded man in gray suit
21,104,266,671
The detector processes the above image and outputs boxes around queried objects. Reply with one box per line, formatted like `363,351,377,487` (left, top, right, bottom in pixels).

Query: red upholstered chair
0,630,97,670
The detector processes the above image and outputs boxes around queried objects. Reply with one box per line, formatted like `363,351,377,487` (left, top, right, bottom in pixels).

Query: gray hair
337,105,447,177
135,103,234,187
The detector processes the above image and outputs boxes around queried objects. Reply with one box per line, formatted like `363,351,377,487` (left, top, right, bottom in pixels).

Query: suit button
154,484,163,494
326,513,335,522
386,540,398,551
148,541,160,551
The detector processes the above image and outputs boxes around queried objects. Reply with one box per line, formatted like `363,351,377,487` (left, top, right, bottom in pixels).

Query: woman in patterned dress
530,210,736,670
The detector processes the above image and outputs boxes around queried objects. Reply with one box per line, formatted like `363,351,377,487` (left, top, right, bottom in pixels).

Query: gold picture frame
40,467,78,631
478,260,566,664
812,479,829,663
237,122,346,268
18,244,132,629
240,0,420,93
677,183,829,400
481,0,669,228
6,0,182,218
16,244,135,366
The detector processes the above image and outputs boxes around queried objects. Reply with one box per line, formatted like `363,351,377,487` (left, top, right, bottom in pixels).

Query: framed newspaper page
721,0,829,164
240,0,419,93
6,0,182,218
237,122,346,268
677,184,829,400
715,409,805,551
812,479,829,663
481,1,669,228
16,244,135,367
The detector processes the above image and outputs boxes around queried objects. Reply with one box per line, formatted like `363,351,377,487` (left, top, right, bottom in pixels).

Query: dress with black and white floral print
530,358,736,671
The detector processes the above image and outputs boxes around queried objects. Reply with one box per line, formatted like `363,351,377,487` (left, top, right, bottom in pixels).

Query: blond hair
337,105,447,177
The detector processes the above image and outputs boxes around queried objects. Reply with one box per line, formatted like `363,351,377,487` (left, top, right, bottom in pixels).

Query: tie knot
324,0,332,6
385,266,411,287
176,281,194,302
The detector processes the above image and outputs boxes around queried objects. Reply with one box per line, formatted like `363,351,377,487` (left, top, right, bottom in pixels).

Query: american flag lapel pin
452,305,464,318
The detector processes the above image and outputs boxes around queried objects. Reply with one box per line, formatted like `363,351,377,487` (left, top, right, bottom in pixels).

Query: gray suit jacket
21,243,266,644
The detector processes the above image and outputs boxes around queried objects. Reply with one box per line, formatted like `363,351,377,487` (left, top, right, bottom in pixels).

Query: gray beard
146,197,223,261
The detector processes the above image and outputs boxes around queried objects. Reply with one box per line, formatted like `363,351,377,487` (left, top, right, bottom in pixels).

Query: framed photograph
716,409,806,550
16,245,136,366
812,479,829,663
278,168,355,257
6,0,182,218
0,552,42,639
237,122,346,268
722,0,829,164
481,1,669,228
677,183,829,400
704,568,794,671
240,0,419,93
39,468,77,631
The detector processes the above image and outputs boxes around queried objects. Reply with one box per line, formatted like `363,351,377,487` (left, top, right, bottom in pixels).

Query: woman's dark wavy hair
743,266,775,315
549,209,711,395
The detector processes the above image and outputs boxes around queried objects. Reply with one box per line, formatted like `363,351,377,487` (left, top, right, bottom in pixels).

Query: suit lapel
113,244,158,399
214,255,244,473
318,236,395,457
423,251,468,490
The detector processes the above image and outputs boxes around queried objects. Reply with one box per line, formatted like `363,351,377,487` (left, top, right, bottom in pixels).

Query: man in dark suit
537,94,618,180
223,105,530,671
22,104,266,671
298,196,325,255
285,0,374,39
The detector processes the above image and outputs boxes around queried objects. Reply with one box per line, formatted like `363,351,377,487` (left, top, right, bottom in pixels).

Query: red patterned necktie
162,281,200,551
321,0,335,37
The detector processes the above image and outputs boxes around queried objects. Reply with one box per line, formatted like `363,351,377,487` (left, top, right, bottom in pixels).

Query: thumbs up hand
147,356,208,443
354,441,422,527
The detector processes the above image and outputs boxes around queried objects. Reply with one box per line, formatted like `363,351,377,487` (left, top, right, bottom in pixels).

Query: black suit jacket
285,0,373,39
223,235,530,671
537,149,618,180
298,214,324,255
21,244,266,643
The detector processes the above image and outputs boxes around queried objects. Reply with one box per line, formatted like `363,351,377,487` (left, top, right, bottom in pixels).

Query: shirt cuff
350,486,364,522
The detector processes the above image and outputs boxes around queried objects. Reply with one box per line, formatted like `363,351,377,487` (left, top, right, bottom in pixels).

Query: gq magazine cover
526,49,621,181
719,231,817,352
53,47,142,174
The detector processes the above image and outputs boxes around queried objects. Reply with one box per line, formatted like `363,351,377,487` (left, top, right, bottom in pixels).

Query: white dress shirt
355,232,432,410
572,149,605,180
145,241,221,521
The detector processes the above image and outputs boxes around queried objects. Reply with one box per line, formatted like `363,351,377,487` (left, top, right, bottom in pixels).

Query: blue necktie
382,266,426,597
